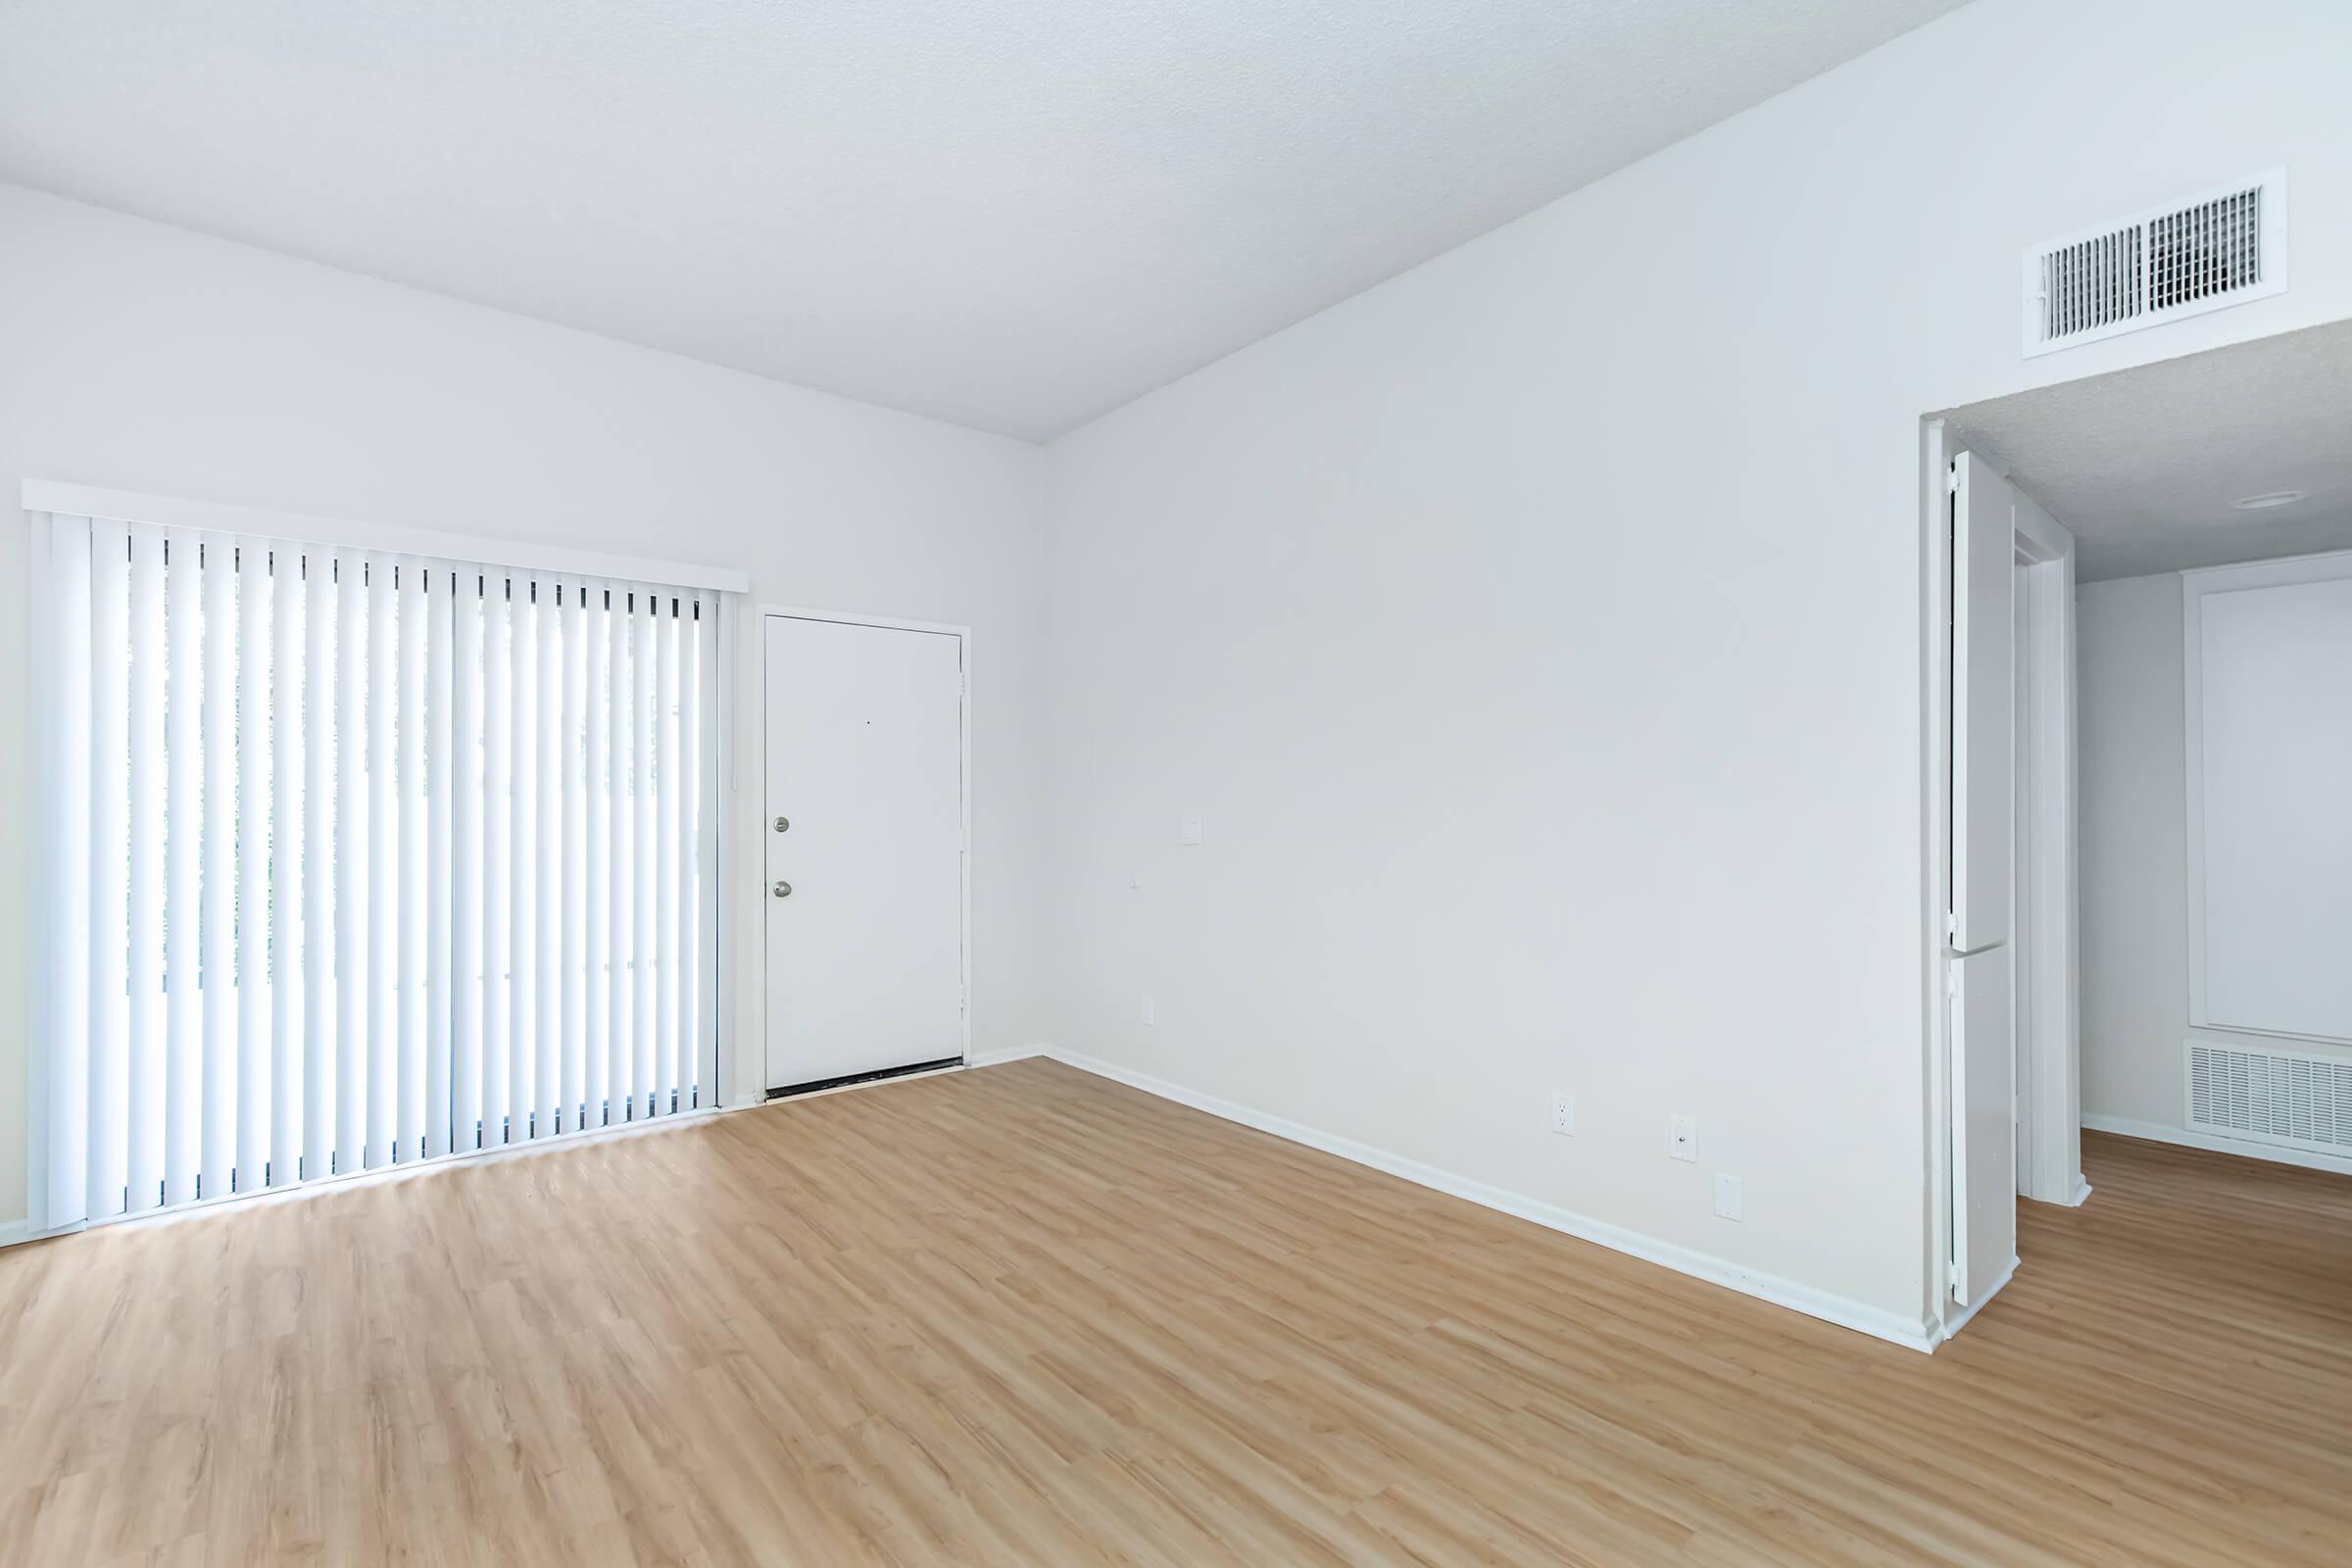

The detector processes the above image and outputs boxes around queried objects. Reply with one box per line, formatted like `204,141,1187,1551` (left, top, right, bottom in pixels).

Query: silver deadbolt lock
773,815,790,833
772,879,793,899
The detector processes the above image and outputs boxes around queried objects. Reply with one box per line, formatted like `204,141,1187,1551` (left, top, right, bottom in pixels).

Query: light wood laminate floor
3,1056,2347,1566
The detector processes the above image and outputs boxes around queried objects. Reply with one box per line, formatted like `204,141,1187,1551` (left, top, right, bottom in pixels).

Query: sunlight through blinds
30,512,722,1227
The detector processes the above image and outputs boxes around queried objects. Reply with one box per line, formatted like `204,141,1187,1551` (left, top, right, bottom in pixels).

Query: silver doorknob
773,815,790,833
772,879,793,899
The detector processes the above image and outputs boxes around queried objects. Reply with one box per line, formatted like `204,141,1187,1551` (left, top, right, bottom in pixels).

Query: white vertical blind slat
90,520,134,1220
560,580,587,1131
654,596,680,1115
127,525,168,1213
163,528,202,1206
583,585,612,1129
482,575,513,1148
200,535,238,1200
271,547,305,1190
631,591,658,1119
509,577,539,1141
47,518,94,1225
533,577,563,1138
367,552,397,1168
335,551,368,1175
302,547,336,1179
397,558,430,1161
608,587,636,1122
450,569,483,1154
426,566,455,1159
235,542,271,1194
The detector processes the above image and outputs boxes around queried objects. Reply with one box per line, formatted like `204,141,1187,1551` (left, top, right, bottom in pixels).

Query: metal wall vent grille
2025,171,2285,356
2185,1040,2352,1156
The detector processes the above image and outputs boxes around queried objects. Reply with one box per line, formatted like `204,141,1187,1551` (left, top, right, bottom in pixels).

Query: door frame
757,605,973,1094
1923,422,2084,1340
1922,418,1955,1338
1929,441,2023,1335
2009,497,2086,1209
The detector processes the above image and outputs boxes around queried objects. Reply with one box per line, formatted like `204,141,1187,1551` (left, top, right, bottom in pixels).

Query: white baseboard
2066,1174,2093,1206
12,1060,1049,1252
1026,1046,1938,1354
0,1215,85,1251
1939,1253,2019,1341
966,1044,1052,1069
4,1099,763,1249
2082,1113,2352,1176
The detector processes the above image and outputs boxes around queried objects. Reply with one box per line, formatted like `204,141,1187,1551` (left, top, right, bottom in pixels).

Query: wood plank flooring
2,1055,2347,1565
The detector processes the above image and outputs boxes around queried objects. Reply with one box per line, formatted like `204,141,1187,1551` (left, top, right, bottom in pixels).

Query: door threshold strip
766,1056,965,1102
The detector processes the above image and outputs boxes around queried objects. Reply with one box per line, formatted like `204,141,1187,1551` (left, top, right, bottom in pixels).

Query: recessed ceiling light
2231,490,2306,511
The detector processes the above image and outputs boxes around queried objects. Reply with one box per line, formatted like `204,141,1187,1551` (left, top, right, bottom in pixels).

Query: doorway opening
1925,317,2352,1340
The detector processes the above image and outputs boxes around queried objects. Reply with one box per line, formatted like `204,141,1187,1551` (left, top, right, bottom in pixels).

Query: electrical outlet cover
1550,1091,1575,1136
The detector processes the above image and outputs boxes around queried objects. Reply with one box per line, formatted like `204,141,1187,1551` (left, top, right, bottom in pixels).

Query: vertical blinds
30,512,721,1229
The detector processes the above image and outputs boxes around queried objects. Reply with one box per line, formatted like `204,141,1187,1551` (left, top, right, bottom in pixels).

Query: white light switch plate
1141,996,1155,1026
1713,1173,1743,1222
1180,814,1204,846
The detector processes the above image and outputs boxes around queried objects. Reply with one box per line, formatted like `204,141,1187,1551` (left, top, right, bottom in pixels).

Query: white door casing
1948,451,2018,1308
2013,553,2032,1193
2011,492,2082,1208
1952,452,2013,962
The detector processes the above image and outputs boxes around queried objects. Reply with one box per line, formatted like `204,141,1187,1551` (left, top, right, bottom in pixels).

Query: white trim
758,602,969,639
0,1098,765,1249
22,479,751,595
966,1045,1052,1068
1920,417,1958,1340
1938,1254,2019,1341
25,514,62,1233
713,594,740,1109
2010,489,2072,562
0,1216,93,1250
2083,1112,2352,1177
1025,1046,1940,1353
2065,1175,2093,1207
2012,492,2081,1208
2182,564,2210,1035
2182,546,2352,590
2182,549,2352,1047
3,1057,1016,1252
758,606,975,1088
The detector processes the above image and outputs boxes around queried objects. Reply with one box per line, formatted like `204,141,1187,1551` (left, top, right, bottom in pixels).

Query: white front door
763,613,965,1092
1949,450,2017,1308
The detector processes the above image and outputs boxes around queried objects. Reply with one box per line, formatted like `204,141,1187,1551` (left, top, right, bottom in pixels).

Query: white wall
0,182,1052,1230
2079,568,2352,1144
1042,0,2352,1333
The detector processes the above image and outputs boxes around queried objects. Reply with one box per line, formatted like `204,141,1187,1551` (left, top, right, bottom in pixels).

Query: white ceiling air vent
2185,1040,2352,1157
2024,170,2286,356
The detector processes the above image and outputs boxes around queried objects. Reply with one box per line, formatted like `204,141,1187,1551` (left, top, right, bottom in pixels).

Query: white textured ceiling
1943,319,2352,583
0,0,1962,439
